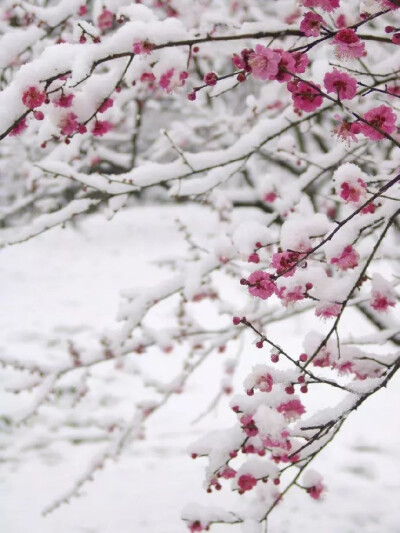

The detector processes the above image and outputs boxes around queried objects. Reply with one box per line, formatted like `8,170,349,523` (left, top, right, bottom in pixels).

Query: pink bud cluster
16,85,115,141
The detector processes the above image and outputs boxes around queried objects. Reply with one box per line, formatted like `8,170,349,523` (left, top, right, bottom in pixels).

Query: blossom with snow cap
332,29,366,59
59,112,79,135
277,399,306,421
301,0,340,11
330,245,359,270
133,40,155,55
340,180,367,203
333,162,368,204
315,302,342,319
188,521,207,532
276,285,305,306
370,273,397,312
302,469,325,500
159,69,188,93
53,93,74,108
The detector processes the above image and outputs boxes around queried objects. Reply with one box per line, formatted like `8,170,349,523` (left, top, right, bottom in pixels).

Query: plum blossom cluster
187,23,397,147
191,378,308,491
334,163,369,204
0,2,399,532
370,273,397,312
18,85,114,141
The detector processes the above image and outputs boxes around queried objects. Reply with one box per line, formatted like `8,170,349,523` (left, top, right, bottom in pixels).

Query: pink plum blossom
255,372,274,392
313,348,331,368
307,481,325,499
370,274,396,311
264,192,277,202
240,414,258,436
300,12,326,37
271,250,300,277
323,69,357,100
359,105,397,140
133,40,154,55
287,80,323,112
98,98,113,113
232,53,246,70
274,452,300,463
340,179,367,203
97,9,114,31
238,474,257,492
335,14,347,28
159,69,188,93
277,399,306,420
388,85,400,97
291,52,309,73
92,120,113,136
248,253,260,263
203,72,218,86
333,162,369,201
262,435,292,450
53,93,74,108
22,86,46,109
276,285,305,305
315,302,342,319
248,45,280,80
392,33,400,45
34,111,44,120
274,50,296,82
301,0,340,10
333,361,354,375
141,72,155,82
370,292,396,311
9,118,28,136
188,521,205,532
303,470,325,499
59,112,79,135
381,0,400,8
246,271,276,300
361,203,377,215
220,467,236,479
330,245,359,270
242,444,263,454
333,116,360,143
232,48,253,72
332,29,365,59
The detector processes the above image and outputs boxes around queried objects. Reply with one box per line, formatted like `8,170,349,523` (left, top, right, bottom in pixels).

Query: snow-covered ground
0,205,399,533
